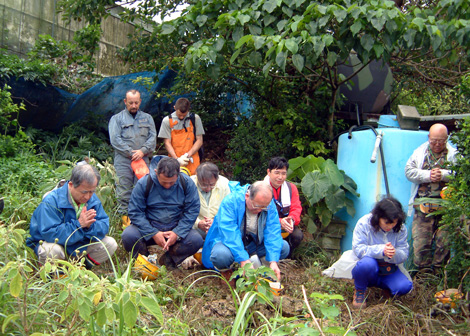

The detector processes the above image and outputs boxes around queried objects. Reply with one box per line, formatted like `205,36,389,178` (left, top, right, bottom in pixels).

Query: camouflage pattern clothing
407,145,451,269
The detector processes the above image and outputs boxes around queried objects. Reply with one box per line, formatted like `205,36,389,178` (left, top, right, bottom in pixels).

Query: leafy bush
442,118,470,292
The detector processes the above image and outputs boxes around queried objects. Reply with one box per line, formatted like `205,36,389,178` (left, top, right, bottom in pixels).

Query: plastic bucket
134,254,160,280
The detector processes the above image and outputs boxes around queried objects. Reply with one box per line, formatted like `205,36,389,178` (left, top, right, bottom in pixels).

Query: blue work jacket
201,184,283,269
127,156,200,240
27,183,110,256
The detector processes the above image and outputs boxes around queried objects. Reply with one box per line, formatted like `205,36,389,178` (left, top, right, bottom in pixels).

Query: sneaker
352,289,367,308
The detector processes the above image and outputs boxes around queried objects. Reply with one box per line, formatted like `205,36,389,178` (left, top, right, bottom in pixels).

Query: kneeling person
27,163,117,269
202,181,289,281
122,157,203,270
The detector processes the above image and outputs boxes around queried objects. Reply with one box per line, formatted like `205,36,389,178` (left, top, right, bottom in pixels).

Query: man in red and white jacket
264,157,303,258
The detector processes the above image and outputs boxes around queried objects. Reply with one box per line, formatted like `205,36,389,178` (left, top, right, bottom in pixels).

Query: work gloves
177,153,190,166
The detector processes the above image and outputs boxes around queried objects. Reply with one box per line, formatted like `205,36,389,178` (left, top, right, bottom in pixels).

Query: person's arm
388,227,409,264
139,114,157,156
352,215,386,259
288,183,302,225
128,176,159,239
187,135,203,157
82,196,110,240
31,198,87,246
108,115,133,158
171,175,201,239
263,200,283,263
405,146,431,184
163,138,178,159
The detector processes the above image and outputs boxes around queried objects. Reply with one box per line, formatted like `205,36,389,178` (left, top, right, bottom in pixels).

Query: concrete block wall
0,0,140,76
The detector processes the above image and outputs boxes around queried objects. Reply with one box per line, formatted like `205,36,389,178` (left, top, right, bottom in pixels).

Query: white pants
37,236,118,265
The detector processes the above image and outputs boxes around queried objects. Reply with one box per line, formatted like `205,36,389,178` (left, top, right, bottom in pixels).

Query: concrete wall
0,0,143,76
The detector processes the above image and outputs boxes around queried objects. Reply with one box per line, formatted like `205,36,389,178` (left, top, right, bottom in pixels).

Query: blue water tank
336,126,428,251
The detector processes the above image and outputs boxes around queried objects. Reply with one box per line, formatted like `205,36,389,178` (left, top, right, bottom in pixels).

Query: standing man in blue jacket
109,89,157,226
202,182,290,281
27,163,117,269
122,156,203,270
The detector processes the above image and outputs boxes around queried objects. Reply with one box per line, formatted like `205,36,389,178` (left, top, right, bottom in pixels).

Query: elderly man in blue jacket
27,163,117,269
202,181,290,281
122,156,203,270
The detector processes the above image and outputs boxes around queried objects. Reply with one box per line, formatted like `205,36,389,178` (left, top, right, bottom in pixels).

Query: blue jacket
202,184,283,269
27,183,110,256
127,156,200,240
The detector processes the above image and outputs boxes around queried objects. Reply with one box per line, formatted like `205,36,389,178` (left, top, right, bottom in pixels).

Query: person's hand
240,260,254,268
280,217,294,233
384,242,396,259
162,231,178,251
430,168,442,182
197,217,213,232
78,207,96,228
153,232,166,249
177,153,190,166
269,261,281,281
131,150,144,161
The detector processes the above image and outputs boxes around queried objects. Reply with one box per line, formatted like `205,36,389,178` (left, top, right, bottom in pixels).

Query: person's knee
121,226,144,253
354,257,378,274
289,227,303,248
210,243,234,270
38,243,66,264
393,280,413,296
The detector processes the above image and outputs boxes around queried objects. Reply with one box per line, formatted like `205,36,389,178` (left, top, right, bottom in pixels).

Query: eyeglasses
199,182,217,189
248,197,270,211
429,138,447,145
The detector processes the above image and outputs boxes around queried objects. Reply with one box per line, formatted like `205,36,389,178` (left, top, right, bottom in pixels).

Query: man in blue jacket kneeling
202,181,290,282
122,156,203,270
27,163,117,269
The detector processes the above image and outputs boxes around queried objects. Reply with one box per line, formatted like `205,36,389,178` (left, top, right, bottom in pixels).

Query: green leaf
10,271,22,297
373,44,384,58
320,305,340,319
161,23,175,35
238,14,250,25
334,9,347,23
249,51,262,66
302,171,331,205
316,203,332,227
232,27,243,42
411,17,425,31
263,0,278,13
322,159,344,186
360,34,374,51
292,54,304,72
253,36,265,50
370,16,385,31
207,64,221,79
345,197,356,217
341,172,359,196
141,297,164,325
95,306,107,326
276,51,287,71
78,300,91,321
350,21,362,35
235,34,253,49
263,14,276,26
285,39,299,54
325,188,346,213
307,218,317,234
326,51,337,66
2,313,20,334
322,34,334,47
214,37,225,51
123,300,138,328
196,15,208,27
230,48,242,64
277,19,288,31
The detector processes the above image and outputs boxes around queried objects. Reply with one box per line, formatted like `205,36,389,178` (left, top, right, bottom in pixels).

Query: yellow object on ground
134,254,160,280
193,248,203,264
256,278,284,296
434,289,463,308
122,215,131,229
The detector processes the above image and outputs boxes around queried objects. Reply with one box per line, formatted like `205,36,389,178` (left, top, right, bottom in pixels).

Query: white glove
177,153,190,166
181,256,200,270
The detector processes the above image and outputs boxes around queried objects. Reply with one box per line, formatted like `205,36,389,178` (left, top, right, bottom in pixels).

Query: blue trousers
352,256,413,296
210,240,290,270
122,225,203,265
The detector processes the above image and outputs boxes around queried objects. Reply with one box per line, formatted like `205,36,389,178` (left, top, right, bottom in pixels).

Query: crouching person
324,197,413,308
202,181,290,282
27,163,117,269
122,157,203,271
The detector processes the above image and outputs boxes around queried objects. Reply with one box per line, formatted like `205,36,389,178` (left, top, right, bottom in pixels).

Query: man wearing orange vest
158,98,205,175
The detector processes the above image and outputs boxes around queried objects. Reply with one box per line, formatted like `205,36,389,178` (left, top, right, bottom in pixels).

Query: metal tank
335,115,428,251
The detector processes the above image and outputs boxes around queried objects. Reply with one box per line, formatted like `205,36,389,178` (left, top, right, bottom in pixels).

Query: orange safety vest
169,117,200,175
